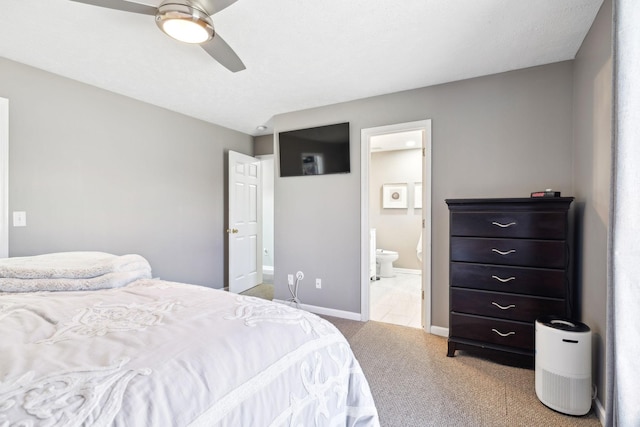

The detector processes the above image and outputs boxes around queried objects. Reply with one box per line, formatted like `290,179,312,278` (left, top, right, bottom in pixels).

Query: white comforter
0,279,379,426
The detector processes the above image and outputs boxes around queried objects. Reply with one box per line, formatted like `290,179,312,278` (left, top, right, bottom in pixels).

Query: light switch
13,211,26,227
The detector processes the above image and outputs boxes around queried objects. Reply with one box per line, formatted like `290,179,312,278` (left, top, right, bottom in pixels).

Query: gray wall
273,61,574,320
0,58,253,288
254,134,274,156
370,149,422,270
572,0,611,409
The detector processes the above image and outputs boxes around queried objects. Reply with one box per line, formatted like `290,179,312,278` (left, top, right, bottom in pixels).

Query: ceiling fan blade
69,0,156,15
198,0,238,15
201,34,246,72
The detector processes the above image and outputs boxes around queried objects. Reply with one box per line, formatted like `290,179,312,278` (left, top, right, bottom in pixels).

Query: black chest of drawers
445,197,574,361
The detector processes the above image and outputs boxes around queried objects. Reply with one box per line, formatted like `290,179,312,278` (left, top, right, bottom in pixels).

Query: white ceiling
370,131,423,153
0,0,603,136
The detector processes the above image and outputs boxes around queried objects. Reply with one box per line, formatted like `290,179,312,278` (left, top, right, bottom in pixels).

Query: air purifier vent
540,369,591,413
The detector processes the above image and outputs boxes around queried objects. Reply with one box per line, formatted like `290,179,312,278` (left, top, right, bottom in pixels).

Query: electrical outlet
13,211,26,227
316,278,321,289
288,274,293,285
296,271,304,280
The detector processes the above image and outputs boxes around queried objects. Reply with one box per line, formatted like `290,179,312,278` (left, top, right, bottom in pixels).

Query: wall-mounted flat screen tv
278,122,350,177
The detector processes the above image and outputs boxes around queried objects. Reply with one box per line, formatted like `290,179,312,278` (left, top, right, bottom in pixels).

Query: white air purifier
535,316,592,416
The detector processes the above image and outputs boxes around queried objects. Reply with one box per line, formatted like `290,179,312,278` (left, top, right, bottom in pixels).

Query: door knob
227,228,239,234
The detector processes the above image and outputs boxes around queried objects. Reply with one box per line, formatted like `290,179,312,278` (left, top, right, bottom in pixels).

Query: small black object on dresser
445,197,574,363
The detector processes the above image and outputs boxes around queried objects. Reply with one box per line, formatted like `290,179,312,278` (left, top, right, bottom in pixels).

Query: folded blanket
0,268,152,293
0,252,150,279
0,252,153,293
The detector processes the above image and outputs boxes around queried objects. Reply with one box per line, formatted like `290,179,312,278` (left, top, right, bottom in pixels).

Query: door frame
0,98,8,258
360,119,432,332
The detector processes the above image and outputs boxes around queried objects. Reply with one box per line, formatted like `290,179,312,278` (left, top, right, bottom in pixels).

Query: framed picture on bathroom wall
382,183,408,209
414,182,422,209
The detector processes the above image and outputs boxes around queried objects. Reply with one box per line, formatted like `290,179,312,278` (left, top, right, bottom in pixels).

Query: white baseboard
593,396,605,426
273,299,362,321
393,268,421,275
430,326,449,337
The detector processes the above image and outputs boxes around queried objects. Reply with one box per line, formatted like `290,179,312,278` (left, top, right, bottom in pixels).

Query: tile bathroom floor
370,271,422,328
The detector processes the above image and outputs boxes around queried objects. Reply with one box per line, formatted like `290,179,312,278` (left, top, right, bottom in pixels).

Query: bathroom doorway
360,120,432,331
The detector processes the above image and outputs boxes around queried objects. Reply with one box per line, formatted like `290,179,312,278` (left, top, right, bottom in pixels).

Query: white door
228,151,262,293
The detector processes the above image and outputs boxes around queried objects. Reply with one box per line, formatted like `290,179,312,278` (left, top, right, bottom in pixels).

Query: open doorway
369,132,423,327
360,120,432,331
226,151,274,300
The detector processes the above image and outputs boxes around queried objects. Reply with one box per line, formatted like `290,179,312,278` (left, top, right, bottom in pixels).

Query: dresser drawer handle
491,275,516,283
491,221,517,228
491,248,516,256
491,302,516,310
491,329,516,337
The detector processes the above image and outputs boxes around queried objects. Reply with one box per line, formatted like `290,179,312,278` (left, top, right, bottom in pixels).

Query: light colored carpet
323,316,602,427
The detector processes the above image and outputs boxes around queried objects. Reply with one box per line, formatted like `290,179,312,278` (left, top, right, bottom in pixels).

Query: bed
0,252,379,426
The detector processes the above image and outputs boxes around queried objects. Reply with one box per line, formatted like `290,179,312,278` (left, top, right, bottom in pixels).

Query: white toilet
376,249,399,278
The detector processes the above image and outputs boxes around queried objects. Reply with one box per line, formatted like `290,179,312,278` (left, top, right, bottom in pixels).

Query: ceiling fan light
161,19,209,43
156,3,214,44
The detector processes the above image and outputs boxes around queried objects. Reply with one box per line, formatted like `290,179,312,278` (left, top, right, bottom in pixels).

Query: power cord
287,271,304,308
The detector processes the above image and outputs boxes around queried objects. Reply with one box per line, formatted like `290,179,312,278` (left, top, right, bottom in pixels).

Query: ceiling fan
70,0,245,72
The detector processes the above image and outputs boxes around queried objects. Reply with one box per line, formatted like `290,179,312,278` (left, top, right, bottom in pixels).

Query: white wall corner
0,97,9,259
